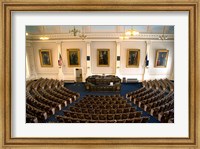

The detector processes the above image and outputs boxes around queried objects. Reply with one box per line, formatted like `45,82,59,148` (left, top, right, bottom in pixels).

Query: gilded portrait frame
126,49,140,68
97,49,110,67
67,49,81,67
0,0,199,149
155,49,169,68
39,49,53,67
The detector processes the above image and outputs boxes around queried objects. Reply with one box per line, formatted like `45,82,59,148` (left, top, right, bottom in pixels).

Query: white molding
27,33,174,41
63,72,74,75
37,72,58,75
27,39,174,43
26,42,32,47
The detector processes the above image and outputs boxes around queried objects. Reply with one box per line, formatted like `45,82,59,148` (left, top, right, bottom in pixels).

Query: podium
85,75,121,91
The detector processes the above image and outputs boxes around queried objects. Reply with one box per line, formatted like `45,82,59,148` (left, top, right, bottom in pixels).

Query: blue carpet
46,82,160,123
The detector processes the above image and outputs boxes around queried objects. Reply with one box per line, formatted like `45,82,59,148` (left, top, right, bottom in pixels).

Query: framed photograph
126,49,140,67
155,49,169,68
67,49,80,67
39,49,53,67
97,49,110,67
1,0,199,149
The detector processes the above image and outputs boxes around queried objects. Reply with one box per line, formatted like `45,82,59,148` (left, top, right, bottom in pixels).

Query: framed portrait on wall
39,49,53,67
126,49,140,67
97,49,110,67
155,49,169,67
67,49,80,67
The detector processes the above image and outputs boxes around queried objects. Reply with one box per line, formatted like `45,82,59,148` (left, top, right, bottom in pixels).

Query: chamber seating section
26,78,80,123
126,78,174,123
56,94,150,123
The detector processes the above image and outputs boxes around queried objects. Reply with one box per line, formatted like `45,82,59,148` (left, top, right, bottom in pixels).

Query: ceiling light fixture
69,26,80,36
79,26,87,40
159,34,168,40
79,33,87,40
159,26,168,40
125,27,139,36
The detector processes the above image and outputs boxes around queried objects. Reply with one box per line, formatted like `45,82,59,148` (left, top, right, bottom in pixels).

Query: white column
170,58,174,80
26,42,37,79
143,40,151,81
115,41,121,76
26,54,30,79
86,41,92,77
57,41,64,80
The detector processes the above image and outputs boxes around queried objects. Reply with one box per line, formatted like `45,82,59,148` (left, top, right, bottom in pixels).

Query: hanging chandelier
125,27,139,36
159,26,168,40
79,26,87,40
69,26,80,36
159,34,168,40
79,33,87,40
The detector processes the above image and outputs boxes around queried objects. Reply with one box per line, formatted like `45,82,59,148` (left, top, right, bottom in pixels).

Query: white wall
26,40,174,82
90,41,116,74
61,41,87,81
119,41,146,81
32,42,58,79
146,41,174,80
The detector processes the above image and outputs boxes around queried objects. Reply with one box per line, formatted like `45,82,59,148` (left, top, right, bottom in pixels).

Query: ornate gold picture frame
97,49,110,67
67,49,80,67
1,0,199,149
155,49,169,68
126,49,140,68
39,49,53,67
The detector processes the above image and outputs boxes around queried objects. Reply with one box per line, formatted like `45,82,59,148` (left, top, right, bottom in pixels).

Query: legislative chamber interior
26,25,174,123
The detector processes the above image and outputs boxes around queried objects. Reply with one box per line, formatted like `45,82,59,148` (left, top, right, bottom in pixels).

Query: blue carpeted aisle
46,82,160,123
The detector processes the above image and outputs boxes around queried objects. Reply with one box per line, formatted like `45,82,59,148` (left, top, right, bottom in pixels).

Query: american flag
145,53,149,67
58,53,62,66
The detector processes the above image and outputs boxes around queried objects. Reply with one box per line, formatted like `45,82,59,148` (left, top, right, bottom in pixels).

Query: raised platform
85,75,121,91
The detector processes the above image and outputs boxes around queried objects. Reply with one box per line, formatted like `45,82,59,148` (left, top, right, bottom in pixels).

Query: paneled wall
61,41,87,80
26,40,174,82
119,41,146,81
146,41,174,80
26,42,58,79
90,41,116,74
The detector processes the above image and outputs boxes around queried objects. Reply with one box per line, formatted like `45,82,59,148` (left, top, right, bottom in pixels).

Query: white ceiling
26,25,174,41
26,25,174,35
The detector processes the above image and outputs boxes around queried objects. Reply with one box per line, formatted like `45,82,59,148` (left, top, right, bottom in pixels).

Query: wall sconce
40,36,49,40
